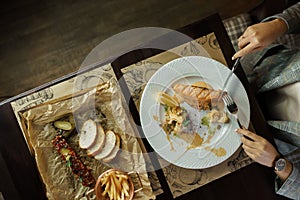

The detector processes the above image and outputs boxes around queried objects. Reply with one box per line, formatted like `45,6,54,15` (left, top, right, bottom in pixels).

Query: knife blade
221,57,241,92
217,57,241,102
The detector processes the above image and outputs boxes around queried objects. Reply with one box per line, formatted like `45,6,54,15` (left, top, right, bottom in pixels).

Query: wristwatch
274,157,286,172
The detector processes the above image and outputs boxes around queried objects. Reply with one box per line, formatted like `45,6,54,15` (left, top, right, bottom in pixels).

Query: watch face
275,158,286,171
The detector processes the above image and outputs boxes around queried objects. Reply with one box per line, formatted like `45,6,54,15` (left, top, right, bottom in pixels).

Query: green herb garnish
201,116,210,127
183,119,190,127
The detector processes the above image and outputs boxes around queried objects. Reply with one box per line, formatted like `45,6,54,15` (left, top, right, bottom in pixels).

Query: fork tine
222,93,232,105
222,93,242,128
225,95,229,104
223,95,228,105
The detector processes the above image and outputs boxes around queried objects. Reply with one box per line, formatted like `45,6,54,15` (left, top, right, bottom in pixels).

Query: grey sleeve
275,147,300,199
263,2,300,34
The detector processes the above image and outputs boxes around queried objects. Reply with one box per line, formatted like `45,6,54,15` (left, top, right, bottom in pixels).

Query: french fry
121,179,129,192
117,192,121,200
112,173,122,193
122,180,129,197
101,174,109,186
102,180,110,196
110,175,115,200
121,190,125,200
100,170,131,200
116,174,129,180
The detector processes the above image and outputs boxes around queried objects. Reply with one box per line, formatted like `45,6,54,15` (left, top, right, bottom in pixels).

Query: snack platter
18,81,155,200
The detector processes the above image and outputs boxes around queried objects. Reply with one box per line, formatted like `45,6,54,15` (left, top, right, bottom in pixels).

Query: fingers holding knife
235,127,259,141
235,127,280,167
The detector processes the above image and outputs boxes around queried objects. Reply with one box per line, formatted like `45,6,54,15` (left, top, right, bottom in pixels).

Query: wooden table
0,14,289,200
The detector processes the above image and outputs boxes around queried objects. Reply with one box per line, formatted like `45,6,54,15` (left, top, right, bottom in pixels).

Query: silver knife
221,57,241,92
217,57,241,102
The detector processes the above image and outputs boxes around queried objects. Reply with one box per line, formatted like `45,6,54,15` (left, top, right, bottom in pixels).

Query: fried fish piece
173,83,222,110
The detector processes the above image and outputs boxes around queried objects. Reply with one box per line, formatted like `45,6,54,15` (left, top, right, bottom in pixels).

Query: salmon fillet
173,83,222,110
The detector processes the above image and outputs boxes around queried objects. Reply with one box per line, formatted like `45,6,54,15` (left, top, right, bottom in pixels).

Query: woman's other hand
235,128,280,167
232,18,288,59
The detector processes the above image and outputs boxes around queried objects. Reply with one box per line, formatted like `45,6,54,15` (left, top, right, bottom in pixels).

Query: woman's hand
235,128,280,167
232,18,288,59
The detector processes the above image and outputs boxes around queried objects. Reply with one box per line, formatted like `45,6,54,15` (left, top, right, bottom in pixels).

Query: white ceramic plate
140,56,250,169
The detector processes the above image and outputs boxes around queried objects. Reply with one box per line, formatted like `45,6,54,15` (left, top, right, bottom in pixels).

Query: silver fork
222,93,243,128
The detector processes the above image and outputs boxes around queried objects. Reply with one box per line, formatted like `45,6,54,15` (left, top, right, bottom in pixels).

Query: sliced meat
94,130,117,161
86,124,106,157
79,119,98,149
102,134,121,163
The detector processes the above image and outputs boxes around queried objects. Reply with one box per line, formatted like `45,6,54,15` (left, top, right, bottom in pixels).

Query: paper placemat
121,32,254,198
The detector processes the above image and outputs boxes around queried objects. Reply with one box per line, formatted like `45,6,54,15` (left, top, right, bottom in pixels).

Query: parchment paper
19,81,155,200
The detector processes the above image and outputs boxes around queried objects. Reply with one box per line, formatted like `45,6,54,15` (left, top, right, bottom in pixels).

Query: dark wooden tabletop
0,0,264,102
0,14,289,200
